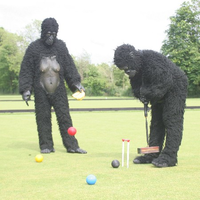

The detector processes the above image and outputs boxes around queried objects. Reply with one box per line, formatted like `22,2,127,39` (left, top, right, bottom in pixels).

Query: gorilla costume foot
67,148,87,154
41,148,55,154
133,153,158,164
152,155,177,168
152,160,169,168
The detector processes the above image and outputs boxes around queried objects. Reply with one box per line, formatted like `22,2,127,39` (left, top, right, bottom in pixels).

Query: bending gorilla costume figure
114,44,188,167
19,18,87,154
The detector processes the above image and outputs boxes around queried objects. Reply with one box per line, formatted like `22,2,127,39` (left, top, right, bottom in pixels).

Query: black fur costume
114,44,188,167
19,18,86,154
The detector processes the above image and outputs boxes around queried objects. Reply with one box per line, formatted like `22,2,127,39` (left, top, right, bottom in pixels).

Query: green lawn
1,95,200,110
0,97,200,199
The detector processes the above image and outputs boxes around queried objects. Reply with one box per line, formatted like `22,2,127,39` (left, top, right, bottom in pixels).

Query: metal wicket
122,139,130,168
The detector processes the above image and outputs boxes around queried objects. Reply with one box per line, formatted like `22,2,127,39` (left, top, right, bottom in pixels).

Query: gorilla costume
19,18,87,154
114,44,188,167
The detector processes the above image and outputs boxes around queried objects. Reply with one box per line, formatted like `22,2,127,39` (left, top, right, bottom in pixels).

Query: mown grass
0,97,200,199
1,95,200,110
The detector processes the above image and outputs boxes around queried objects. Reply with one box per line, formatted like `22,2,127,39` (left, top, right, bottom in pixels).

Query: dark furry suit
114,44,188,167
19,18,86,154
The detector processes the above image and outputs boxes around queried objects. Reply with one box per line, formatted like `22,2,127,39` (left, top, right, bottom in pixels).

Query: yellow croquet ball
35,154,43,163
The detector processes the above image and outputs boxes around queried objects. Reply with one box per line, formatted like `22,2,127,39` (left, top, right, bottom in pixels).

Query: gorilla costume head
114,44,142,78
41,18,59,46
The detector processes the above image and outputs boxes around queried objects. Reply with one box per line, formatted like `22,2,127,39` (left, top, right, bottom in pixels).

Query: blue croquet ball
86,175,97,185
111,160,120,168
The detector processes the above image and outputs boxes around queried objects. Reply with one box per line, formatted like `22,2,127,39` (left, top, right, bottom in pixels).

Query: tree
72,52,104,96
97,63,116,96
113,66,131,96
74,51,91,81
82,64,107,96
18,19,41,52
161,0,200,96
73,51,131,96
0,28,22,93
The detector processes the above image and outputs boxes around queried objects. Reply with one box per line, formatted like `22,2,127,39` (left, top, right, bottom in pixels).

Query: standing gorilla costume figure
114,44,188,167
19,18,87,154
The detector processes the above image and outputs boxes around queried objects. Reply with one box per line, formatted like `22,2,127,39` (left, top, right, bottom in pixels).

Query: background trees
0,20,41,94
18,19,41,52
0,28,22,93
74,55,130,96
0,20,130,96
1,0,200,96
161,0,200,96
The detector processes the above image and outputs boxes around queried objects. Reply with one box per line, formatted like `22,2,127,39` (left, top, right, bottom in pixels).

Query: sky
0,0,189,64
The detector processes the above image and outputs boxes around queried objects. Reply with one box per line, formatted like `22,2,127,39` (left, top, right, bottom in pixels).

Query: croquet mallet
137,102,159,154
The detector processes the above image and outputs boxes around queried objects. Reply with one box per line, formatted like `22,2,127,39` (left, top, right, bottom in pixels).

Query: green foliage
2,2,200,97
82,64,106,96
73,51,91,81
0,28,22,93
97,63,117,96
161,0,200,96
19,19,41,52
0,20,41,94
74,54,130,96
0,21,132,96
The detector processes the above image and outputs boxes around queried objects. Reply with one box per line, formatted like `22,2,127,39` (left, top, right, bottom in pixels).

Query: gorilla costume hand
139,96,148,104
22,90,31,101
22,90,31,106
73,82,85,92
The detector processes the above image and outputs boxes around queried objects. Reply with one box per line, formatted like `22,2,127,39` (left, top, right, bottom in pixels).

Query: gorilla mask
41,18,59,46
114,44,142,78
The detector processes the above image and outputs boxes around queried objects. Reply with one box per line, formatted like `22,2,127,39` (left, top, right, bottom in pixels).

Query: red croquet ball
67,127,77,136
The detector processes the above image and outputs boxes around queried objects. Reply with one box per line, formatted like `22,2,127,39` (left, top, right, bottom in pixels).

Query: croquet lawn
0,97,200,199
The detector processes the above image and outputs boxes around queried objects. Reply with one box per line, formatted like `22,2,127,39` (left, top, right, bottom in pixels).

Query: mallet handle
144,102,149,145
145,117,149,145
